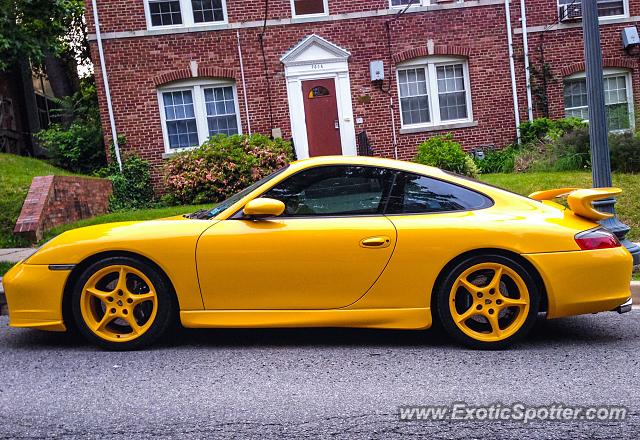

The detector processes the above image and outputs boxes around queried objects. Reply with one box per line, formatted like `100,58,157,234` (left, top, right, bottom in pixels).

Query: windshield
191,166,290,219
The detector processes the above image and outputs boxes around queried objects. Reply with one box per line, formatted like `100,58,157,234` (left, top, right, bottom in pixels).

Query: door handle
334,120,340,129
360,236,391,248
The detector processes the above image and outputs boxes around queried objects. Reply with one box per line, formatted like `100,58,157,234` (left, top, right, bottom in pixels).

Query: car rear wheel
71,256,175,350
435,254,540,349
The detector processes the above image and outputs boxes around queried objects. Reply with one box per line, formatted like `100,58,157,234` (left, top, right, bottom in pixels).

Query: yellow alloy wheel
80,265,158,343
448,262,530,343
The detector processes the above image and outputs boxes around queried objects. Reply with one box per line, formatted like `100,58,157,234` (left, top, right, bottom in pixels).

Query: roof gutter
91,0,123,171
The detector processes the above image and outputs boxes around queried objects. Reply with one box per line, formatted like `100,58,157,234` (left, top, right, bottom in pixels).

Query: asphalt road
1,311,639,439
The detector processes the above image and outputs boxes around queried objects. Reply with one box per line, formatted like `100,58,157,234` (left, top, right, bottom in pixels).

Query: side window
386,172,492,214
263,166,394,217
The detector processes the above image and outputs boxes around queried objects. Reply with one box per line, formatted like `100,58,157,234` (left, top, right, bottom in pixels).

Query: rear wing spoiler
528,187,622,221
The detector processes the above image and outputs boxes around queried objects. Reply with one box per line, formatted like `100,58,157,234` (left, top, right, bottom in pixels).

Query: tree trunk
43,51,79,99
43,51,80,127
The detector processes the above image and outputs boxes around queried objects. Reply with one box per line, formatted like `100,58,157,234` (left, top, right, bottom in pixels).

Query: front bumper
524,247,633,319
3,262,69,331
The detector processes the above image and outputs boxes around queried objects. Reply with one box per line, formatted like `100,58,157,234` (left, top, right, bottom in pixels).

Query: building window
596,0,626,16
398,69,430,125
204,86,238,136
191,0,224,23
148,0,183,26
158,80,241,152
291,0,328,17
390,0,430,7
145,0,227,28
162,90,199,149
437,64,468,121
563,70,633,132
397,57,472,129
558,0,628,19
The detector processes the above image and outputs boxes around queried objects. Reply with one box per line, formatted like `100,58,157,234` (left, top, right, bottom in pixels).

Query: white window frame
396,56,473,129
157,78,242,154
563,68,635,133
144,0,229,30
389,0,431,9
290,0,329,18
557,0,629,21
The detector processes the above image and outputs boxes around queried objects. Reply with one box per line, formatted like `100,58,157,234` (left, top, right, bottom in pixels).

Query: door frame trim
282,36,357,159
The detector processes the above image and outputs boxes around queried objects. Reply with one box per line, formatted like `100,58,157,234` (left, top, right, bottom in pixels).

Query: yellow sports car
3,156,633,350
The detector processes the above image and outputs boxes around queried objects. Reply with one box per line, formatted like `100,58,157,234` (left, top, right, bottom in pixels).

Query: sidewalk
0,248,35,263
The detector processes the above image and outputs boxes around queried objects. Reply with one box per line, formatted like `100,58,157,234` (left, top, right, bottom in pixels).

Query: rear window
385,172,493,214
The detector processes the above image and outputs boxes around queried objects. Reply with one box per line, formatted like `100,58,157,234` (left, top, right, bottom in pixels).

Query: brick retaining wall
14,176,113,242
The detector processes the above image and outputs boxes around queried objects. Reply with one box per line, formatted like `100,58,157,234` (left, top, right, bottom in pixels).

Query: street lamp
582,0,640,265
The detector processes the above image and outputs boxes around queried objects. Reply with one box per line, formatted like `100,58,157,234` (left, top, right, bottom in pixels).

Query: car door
196,165,398,310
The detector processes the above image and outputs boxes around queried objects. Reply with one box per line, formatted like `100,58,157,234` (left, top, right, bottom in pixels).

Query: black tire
435,253,540,350
71,256,176,350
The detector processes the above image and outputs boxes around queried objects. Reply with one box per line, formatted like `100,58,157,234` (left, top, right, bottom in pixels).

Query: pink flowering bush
163,134,294,204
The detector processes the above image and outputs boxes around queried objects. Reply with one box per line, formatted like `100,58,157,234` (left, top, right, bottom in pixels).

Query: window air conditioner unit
559,3,582,22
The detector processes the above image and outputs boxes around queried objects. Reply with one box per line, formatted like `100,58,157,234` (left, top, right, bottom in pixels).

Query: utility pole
582,0,639,264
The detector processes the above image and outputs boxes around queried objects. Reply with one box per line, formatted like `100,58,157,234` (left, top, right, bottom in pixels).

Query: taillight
575,228,621,250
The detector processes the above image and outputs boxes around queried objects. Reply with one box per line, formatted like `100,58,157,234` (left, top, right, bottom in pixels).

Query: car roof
290,155,445,176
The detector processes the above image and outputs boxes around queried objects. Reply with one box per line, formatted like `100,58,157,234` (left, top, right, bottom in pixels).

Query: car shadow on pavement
3,311,634,351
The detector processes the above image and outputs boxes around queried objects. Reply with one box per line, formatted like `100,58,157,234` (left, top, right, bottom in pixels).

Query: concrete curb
0,278,5,316
631,281,640,306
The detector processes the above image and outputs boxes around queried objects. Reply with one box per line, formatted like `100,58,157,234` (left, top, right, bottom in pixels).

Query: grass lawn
480,171,640,242
0,153,77,248
40,204,211,243
0,261,15,277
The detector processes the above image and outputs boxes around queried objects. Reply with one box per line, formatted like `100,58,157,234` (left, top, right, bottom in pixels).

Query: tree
0,0,88,97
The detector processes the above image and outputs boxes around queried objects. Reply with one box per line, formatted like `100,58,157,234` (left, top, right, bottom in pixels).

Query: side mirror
243,198,285,218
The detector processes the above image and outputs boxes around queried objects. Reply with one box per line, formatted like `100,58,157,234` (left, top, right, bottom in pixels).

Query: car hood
27,218,218,265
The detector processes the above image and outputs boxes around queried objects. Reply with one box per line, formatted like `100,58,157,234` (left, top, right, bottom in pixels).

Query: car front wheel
71,256,174,350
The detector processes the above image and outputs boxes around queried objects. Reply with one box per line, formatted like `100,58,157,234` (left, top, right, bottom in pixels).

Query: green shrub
518,117,585,145
550,126,591,171
97,137,155,211
414,134,479,177
472,118,587,175
474,146,518,174
163,134,294,205
513,142,548,173
610,132,640,173
514,125,591,173
502,118,590,173
35,81,106,173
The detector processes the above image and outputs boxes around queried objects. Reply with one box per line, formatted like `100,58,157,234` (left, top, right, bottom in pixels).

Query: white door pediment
280,34,351,67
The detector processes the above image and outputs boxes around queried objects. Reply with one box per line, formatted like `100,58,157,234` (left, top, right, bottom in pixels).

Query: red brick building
85,0,640,185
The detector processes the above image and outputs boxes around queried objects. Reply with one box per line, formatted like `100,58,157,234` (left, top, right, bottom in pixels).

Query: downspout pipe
505,0,521,143
390,96,398,159
520,0,534,121
91,0,123,171
236,30,252,135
